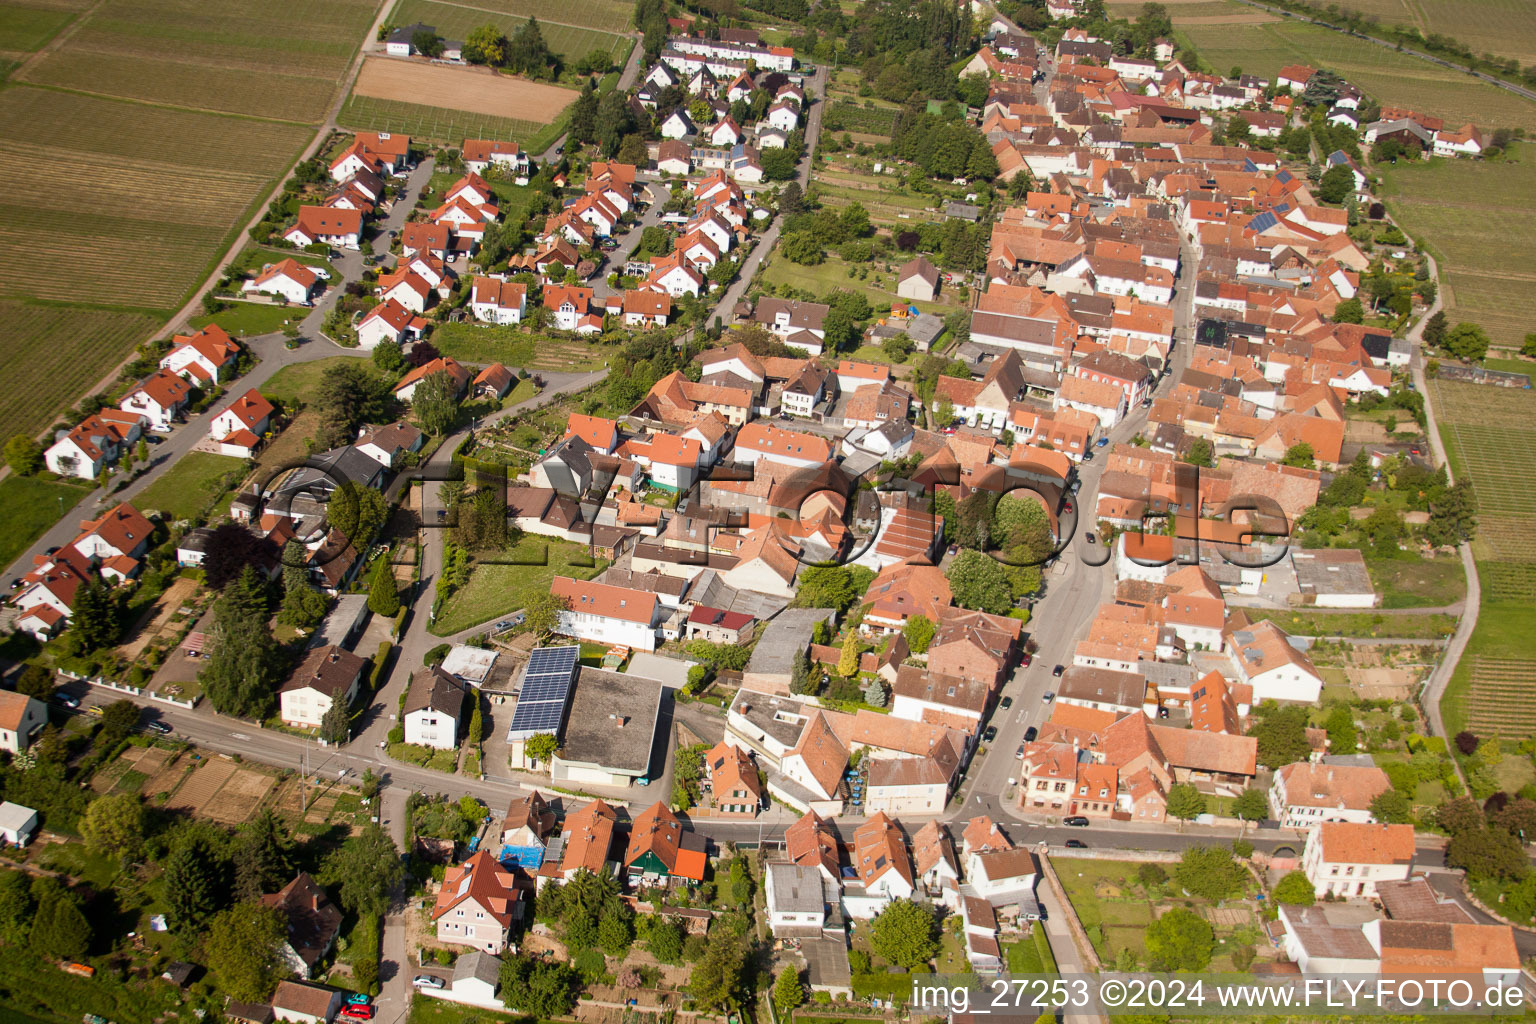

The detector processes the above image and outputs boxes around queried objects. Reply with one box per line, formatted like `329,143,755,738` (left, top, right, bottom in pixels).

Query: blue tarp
499,843,546,869
466,836,482,853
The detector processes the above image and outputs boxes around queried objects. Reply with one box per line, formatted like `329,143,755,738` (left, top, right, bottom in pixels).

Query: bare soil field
353,57,578,123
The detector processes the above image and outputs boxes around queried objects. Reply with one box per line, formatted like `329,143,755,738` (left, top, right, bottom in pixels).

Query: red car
341,1006,374,1020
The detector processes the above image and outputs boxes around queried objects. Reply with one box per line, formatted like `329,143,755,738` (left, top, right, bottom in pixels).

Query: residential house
278,646,365,729
623,289,672,328
159,324,241,385
471,277,528,324
45,409,146,479
1228,620,1324,704
209,389,274,458
284,207,363,250
624,801,708,882
433,851,522,952
403,667,465,750
245,259,319,305
260,874,343,978
462,139,529,176
550,576,661,650
355,421,425,468
394,357,470,403
0,692,46,756
765,863,829,936
120,369,191,432
555,799,619,881
1302,822,1415,899
271,981,340,1024
967,847,1040,902
475,363,514,398
355,299,425,351
706,739,762,816
784,809,840,879
897,257,941,302
1270,762,1391,829
849,812,915,913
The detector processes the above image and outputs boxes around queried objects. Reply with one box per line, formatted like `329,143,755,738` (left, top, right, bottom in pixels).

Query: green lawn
0,474,93,570
1242,608,1458,640
1482,357,1535,376
191,301,308,338
131,452,248,521
432,537,606,635
262,356,382,407
1365,555,1467,609
758,253,965,316
406,996,517,1024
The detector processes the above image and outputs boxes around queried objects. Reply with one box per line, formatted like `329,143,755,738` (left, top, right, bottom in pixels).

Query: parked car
1063,501,1074,513
1095,437,1108,447
1016,743,1026,758
1084,532,1097,544
1082,450,1095,462
413,976,445,990
1052,664,1065,677
1000,696,1012,710
341,1007,374,1020
87,705,105,717
435,509,446,522
1063,816,1090,827
1024,726,1038,742
57,695,80,709
146,721,171,735
1020,652,1033,666
8,578,20,590
345,994,371,1007
1064,839,1088,849
983,725,998,742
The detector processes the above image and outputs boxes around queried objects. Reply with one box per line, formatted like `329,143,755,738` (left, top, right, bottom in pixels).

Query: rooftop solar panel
506,646,580,739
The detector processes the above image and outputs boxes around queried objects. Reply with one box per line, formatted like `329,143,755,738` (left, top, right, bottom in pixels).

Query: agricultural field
0,0,79,53
389,0,631,63
1429,378,1536,737
341,95,553,148
823,101,899,137
0,88,313,309
397,0,631,34
14,0,377,122
0,299,162,441
1174,11,1536,132
814,160,946,227
1107,0,1277,24
1380,151,1536,348
1303,0,1536,66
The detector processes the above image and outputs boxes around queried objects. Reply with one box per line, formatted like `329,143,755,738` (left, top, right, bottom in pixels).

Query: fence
58,671,142,697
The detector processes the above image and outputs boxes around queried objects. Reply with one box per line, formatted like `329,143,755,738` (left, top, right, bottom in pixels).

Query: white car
413,975,445,990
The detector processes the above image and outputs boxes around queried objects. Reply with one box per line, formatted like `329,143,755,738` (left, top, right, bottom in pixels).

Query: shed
0,802,37,846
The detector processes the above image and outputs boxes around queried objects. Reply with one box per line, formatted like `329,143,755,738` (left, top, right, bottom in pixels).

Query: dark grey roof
453,950,502,987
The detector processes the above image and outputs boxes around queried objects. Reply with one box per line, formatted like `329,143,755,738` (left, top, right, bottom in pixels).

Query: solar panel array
507,646,579,738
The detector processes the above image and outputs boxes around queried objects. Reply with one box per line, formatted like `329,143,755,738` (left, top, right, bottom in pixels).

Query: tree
202,521,277,591
1317,164,1355,204
81,792,145,862
500,954,580,1015
4,434,42,476
508,17,554,76
412,28,444,56
1166,783,1206,823
1447,825,1530,881
1144,907,1214,971
1332,297,1364,324
837,630,860,677
234,809,295,901
617,133,648,167
321,824,403,919
1370,788,1413,824
648,917,684,962
1422,310,1447,347
164,832,228,934
1281,442,1315,469
1183,437,1213,467
1272,871,1316,906
1325,704,1358,753
795,566,870,611
0,871,34,945
1137,863,1168,889
946,549,1013,615
1455,730,1481,756
412,370,460,435
568,81,599,145
464,22,509,65
15,664,54,701
594,90,633,156
66,573,118,654
205,903,288,1002
367,554,400,617
903,614,936,654
1443,321,1490,362
320,692,351,744
781,231,824,265
1232,788,1269,823
598,903,634,955
31,882,90,961
524,591,567,636
1250,704,1312,766
201,567,284,719
689,931,749,1012
1434,797,1485,836
1174,846,1246,900
525,732,558,764
869,899,940,969
314,362,392,449
773,968,805,1016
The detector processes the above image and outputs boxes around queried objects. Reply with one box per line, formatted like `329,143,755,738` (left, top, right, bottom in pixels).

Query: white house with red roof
210,389,275,457
550,575,662,650
613,290,664,328
444,172,495,208
394,357,471,403
356,299,426,351
569,192,621,237
122,368,192,431
709,117,742,147
766,99,800,132
461,139,528,176
45,409,146,479
159,325,240,384
565,414,620,454
627,434,704,491
678,230,721,271
244,259,320,305
432,850,522,953
731,422,831,469
376,269,433,315
646,254,704,298
284,207,362,250
544,284,601,333
330,132,411,181
470,276,527,325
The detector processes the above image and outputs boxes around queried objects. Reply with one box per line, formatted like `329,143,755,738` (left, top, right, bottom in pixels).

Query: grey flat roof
1291,548,1375,597
558,668,663,775
745,608,835,677
768,863,825,914
730,690,815,749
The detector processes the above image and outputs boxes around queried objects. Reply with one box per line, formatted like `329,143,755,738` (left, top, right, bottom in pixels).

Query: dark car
1052,664,1065,677
983,725,998,742
146,721,172,735
1063,816,1090,827
435,508,447,521
1000,696,1013,710
1064,839,1088,848
56,695,80,710
1082,450,1094,462
1084,532,1097,544
1024,726,1038,742
7,578,20,591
